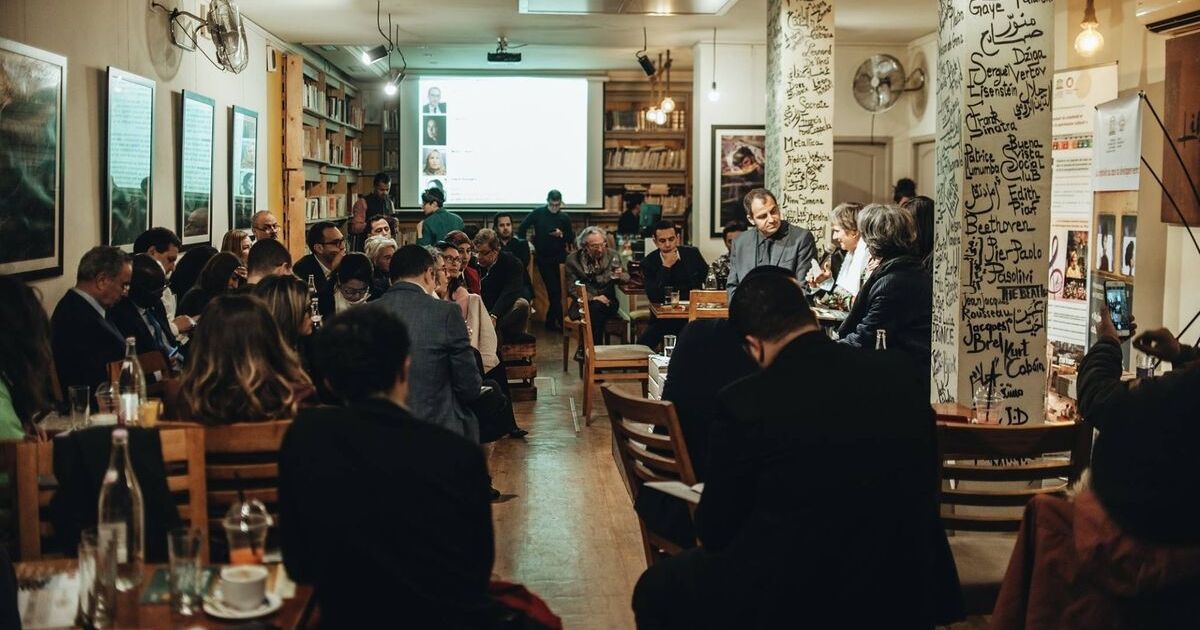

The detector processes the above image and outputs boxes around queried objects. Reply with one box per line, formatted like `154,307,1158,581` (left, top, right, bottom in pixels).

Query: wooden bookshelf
603,71,691,221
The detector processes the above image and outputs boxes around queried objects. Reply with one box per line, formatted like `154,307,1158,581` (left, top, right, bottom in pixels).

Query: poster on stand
1093,93,1142,192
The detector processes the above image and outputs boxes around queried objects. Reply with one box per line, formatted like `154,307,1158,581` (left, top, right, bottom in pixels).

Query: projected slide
416,77,589,205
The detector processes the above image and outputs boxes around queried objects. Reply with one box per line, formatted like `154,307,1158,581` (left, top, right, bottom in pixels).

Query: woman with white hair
565,225,628,345
363,234,397,296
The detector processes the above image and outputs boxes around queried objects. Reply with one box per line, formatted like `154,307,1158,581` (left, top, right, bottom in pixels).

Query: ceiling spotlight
635,27,655,76
383,69,403,96
361,45,389,66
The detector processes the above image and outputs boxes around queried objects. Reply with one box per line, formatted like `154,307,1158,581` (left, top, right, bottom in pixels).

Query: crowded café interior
2,0,1200,627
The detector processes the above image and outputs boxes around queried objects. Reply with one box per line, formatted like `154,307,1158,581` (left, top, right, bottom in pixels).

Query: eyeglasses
339,284,369,299
255,223,280,233
319,238,346,248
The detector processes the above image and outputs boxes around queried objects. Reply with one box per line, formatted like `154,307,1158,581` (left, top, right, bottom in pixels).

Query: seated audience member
294,221,345,294
712,220,746,289
177,252,243,318
279,306,495,628
618,192,644,236
836,203,932,380
363,234,398,296
317,252,375,320
252,274,318,380
473,228,533,343
566,226,629,345
445,230,482,294
250,210,281,242
134,227,194,337
903,195,935,270
245,238,293,285
375,245,482,441
416,186,463,247
990,311,1200,628
806,203,867,306
168,245,216,303
367,213,398,241
176,294,312,424
493,212,531,281
632,272,961,629
0,275,55,439
51,246,132,397
220,229,252,279
435,241,472,313
725,188,817,296
638,220,708,349
893,177,917,205
108,254,182,365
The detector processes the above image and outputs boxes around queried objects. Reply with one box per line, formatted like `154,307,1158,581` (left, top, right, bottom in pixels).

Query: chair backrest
199,420,292,528
577,283,597,358
600,384,697,504
107,351,171,396
559,263,572,321
686,290,728,321
936,421,1093,532
0,426,208,561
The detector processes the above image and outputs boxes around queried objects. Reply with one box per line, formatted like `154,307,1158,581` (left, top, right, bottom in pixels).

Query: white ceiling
237,0,937,75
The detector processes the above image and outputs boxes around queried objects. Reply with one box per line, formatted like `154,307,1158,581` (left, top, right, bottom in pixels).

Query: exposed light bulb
383,81,398,96
660,96,676,113
645,107,659,122
708,81,720,102
653,109,668,125
1074,24,1103,57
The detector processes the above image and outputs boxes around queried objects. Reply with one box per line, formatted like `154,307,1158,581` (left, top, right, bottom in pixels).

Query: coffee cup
219,564,268,611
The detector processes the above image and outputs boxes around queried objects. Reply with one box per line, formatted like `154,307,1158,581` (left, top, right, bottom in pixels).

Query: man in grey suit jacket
373,245,482,441
725,188,818,296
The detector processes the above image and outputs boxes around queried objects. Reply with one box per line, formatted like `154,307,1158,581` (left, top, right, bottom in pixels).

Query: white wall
0,0,288,308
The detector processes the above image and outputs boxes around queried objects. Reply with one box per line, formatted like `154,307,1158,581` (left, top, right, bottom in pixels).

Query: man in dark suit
51,246,133,398
293,221,344,295
280,306,495,627
632,272,962,628
473,228,532,343
493,212,532,299
373,245,482,441
638,220,709,349
725,188,817,297
108,254,182,368
422,86,447,113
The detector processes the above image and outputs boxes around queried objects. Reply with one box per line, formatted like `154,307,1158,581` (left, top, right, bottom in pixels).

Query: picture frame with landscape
230,106,258,231
105,66,156,249
0,38,67,279
179,89,215,247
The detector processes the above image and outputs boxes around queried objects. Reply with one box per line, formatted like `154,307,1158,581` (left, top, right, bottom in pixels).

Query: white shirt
835,238,870,297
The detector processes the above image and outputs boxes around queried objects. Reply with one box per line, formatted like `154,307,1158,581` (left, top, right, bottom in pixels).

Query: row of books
302,127,362,168
302,83,365,128
602,194,688,214
304,194,349,221
606,109,687,131
382,109,400,132
604,145,686,170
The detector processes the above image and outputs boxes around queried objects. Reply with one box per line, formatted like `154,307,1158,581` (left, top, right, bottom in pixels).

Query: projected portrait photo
424,178,444,192
423,115,446,146
712,125,766,236
1095,214,1116,273
1121,215,1137,277
1062,229,1089,301
423,148,446,176
423,86,445,113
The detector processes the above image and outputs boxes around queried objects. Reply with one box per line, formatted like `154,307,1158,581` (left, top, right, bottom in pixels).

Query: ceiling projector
487,51,522,62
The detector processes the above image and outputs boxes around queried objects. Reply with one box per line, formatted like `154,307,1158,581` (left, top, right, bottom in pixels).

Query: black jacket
1077,338,1200,544
641,246,709,305
499,237,533,299
695,332,962,626
837,255,932,378
517,206,573,263
293,254,330,295
50,289,126,398
280,398,495,628
479,251,526,317
108,297,178,362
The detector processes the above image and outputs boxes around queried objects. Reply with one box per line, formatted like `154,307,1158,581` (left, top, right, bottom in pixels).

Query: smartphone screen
1105,281,1130,336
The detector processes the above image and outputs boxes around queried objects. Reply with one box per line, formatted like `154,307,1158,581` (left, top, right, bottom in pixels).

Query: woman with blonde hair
363,234,397,295
176,293,312,424
220,229,252,265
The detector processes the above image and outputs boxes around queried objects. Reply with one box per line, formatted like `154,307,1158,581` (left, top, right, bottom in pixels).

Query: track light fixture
635,27,655,76
361,44,389,66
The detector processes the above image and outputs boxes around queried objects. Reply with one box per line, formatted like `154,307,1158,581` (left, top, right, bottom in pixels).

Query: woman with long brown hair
0,275,54,438
177,252,244,317
177,293,312,424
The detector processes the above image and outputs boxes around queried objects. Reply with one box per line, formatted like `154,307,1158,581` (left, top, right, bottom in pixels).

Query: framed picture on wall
230,106,258,231
105,67,155,250
179,90,215,247
711,125,766,237
0,38,66,280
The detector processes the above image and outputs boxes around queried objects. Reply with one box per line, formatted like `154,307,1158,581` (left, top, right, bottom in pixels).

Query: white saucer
203,592,282,619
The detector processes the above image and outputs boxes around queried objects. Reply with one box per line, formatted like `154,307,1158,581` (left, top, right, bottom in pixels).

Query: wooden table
17,559,314,629
649,302,729,320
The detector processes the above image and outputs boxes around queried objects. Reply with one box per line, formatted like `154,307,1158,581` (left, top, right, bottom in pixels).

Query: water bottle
306,274,323,331
875,329,888,350
117,338,146,426
705,267,717,290
97,428,144,592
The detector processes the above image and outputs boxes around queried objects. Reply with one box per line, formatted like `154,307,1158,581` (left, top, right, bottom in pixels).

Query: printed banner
1093,93,1142,192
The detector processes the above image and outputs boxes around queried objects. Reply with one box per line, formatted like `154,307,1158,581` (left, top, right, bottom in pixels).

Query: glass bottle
875,329,888,350
98,428,144,592
705,266,717,290
307,274,323,331
117,338,146,426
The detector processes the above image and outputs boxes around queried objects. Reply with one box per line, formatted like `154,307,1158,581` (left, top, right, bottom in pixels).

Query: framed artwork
229,106,258,231
105,67,156,249
179,90,215,247
711,125,766,236
0,38,66,280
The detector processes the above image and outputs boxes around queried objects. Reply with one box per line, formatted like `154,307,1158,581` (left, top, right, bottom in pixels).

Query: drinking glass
68,385,90,430
168,528,205,616
662,286,675,306
139,399,163,428
223,500,273,565
669,289,681,305
93,383,118,426
663,334,678,358
79,528,117,628
972,386,1003,425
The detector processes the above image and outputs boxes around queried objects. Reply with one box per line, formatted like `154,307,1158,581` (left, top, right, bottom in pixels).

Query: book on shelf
303,82,326,116
604,145,685,170
303,126,325,162
605,108,687,132
329,138,362,169
382,109,399,132
305,194,348,220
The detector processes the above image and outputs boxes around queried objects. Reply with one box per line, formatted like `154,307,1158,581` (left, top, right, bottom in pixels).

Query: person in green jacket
416,187,464,246
0,275,55,440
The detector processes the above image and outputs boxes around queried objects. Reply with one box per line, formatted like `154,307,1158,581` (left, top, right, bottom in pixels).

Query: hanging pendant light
708,28,720,102
1074,0,1104,57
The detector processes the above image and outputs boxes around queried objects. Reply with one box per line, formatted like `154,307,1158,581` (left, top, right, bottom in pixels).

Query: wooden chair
686,290,728,321
601,384,698,566
107,350,172,397
559,263,586,374
936,420,1093,616
578,284,652,421
0,425,208,562
199,420,292,560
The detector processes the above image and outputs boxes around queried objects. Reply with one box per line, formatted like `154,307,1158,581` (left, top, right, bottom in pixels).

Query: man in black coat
632,272,962,629
293,221,345,295
493,212,532,299
280,306,495,628
638,220,708,349
473,228,532,343
50,246,132,400
108,254,182,368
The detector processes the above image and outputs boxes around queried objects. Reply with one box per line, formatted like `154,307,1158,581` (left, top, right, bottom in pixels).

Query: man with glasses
251,210,281,241
565,226,627,346
519,189,574,331
294,221,345,295
473,229,532,343
51,246,133,399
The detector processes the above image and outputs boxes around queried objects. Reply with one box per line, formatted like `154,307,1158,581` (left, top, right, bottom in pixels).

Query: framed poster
179,90,215,247
105,67,155,249
0,38,66,280
229,106,258,231
711,125,765,236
